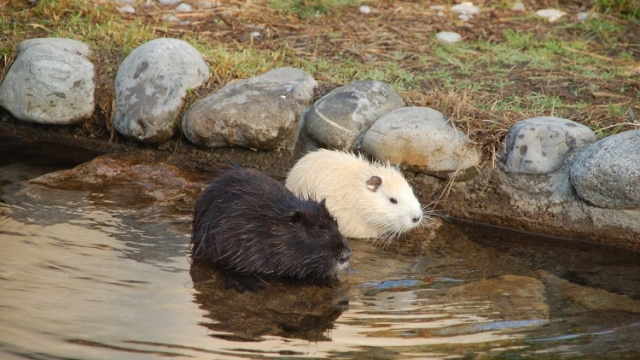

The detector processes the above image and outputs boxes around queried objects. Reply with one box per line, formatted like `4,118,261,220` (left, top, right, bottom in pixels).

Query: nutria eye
390,197,398,204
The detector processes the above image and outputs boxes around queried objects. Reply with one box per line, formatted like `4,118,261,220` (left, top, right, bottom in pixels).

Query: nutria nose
338,249,351,265
412,217,421,223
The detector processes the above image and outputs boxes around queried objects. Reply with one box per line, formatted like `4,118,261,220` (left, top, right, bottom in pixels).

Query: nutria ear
366,176,382,192
284,209,301,223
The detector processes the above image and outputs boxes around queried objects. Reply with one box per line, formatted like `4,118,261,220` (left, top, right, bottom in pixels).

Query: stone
0,38,95,125
511,2,525,11
27,152,204,207
436,31,462,44
535,9,566,22
537,270,640,313
446,275,549,320
182,67,316,150
119,5,135,13
304,80,404,151
498,117,596,174
175,3,192,11
163,15,180,23
569,130,640,209
450,2,479,16
362,107,482,180
359,5,371,14
113,38,209,143
199,1,219,8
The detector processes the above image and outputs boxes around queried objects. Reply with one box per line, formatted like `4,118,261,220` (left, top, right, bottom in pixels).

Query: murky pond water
1,143,639,359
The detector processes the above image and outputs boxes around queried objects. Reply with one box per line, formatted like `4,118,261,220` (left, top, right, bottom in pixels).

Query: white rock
498,117,596,174
436,31,462,44
119,5,135,13
535,9,566,22
0,38,95,125
113,38,209,143
158,0,181,4
363,107,482,180
199,0,218,8
175,3,192,12
570,130,640,209
182,67,317,150
250,31,260,38
577,12,590,21
458,14,471,21
511,2,525,11
163,15,180,22
430,5,446,11
359,5,371,14
305,80,405,151
451,2,479,16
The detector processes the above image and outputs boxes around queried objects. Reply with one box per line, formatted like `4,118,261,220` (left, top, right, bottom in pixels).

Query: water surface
1,149,639,359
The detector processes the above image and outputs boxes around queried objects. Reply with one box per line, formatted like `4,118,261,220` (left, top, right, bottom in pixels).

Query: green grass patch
268,0,359,19
595,0,640,21
0,0,155,55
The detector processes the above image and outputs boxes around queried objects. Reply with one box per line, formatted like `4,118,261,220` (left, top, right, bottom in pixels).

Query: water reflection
1,155,639,359
190,262,349,342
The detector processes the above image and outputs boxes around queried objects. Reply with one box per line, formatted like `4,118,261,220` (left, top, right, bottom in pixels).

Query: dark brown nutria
191,166,351,292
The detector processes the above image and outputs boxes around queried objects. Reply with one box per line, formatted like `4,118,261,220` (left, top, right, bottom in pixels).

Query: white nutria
285,149,425,243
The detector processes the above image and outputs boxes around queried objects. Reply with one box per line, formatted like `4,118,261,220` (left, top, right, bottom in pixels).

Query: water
1,144,639,359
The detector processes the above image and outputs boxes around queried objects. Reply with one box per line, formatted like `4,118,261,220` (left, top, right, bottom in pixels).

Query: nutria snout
191,166,351,292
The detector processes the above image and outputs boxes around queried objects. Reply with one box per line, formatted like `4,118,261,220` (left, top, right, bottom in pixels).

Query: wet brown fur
191,166,351,292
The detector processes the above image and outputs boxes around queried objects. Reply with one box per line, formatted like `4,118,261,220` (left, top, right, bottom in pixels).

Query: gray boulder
304,80,404,151
499,117,596,174
363,107,482,180
113,38,209,143
570,130,640,209
182,67,316,150
0,38,95,125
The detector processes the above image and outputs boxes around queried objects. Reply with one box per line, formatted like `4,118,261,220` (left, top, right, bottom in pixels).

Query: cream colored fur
285,149,424,242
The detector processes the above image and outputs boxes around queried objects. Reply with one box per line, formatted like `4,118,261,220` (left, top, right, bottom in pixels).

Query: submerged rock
537,270,640,313
182,67,316,150
570,130,640,209
498,117,596,174
363,107,482,180
27,152,205,208
304,80,404,151
113,38,209,143
0,38,95,125
445,275,549,320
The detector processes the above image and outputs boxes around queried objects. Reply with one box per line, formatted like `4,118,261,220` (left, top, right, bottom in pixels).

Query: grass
268,0,360,19
595,0,640,21
0,0,639,152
